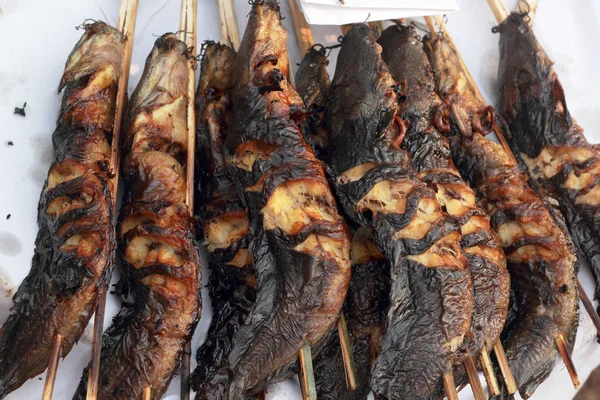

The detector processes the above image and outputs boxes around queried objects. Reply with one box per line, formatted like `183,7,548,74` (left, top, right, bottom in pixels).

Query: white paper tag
297,0,459,25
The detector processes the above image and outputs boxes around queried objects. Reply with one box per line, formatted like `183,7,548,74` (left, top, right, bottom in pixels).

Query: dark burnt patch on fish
325,23,474,400
223,1,351,397
189,41,258,399
425,26,579,398
73,33,201,400
379,23,510,388
295,45,331,156
0,22,122,398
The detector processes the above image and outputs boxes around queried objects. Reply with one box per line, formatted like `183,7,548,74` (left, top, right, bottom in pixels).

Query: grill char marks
224,1,351,397
497,13,600,309
0,22,121,398
73,33,201,400
295,45,331,156
189,42,258,399
378,23,510,389
325,23,474,400
313,228,389,400
424,27,580,399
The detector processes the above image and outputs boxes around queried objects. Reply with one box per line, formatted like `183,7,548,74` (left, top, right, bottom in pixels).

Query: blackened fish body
224,1,351,397
326,24,474,400
0,22,122,398
378,23,510,386
295,45,331,156
189,42,257,399
73,33,201,400
313,228,389,400
425,25,579,399
496,13,600,309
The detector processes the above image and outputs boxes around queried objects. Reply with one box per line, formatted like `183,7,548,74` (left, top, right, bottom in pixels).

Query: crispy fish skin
314,228,389,400
189,42,258,399
326,24,474,400
424,28,579,399
223,1,351,397
0,22,121,398
295,45,331,155
378,23,510,377
496,13,600,307
73,33,201,400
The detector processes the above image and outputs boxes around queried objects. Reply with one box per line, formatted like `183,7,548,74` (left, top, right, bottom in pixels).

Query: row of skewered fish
0,1,597,399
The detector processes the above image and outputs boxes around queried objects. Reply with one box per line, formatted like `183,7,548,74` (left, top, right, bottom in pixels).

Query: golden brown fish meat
325,24,474,400
424,26,580,399
223,1,351,397
73,33,201,400
495,12,600,312
189,41,257,399
378,22,510,387
0,22,122,398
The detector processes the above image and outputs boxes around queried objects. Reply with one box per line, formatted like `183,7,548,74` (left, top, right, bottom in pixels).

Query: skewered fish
295,44,331,156
73,33,201,400
325,23,474,399
495,12,600,312
0,22,122,398
424,26,580,399
189,41,257,399
378,22,510,386
223,1,351,397
313,228,389,400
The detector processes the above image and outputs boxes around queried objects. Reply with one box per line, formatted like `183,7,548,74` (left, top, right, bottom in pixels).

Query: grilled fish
0,22,122,398
424,26,580,398
223,1,351,397
313,228,389,400
73,33,201,400
496,13,600,311
189,41,257,399
378,23,510,385
325,24,474,399
295,45,331,156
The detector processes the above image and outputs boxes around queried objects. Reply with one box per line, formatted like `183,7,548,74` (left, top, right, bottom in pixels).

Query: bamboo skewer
299,342,317,400
217,0,240,50
443,370,459,400
425,14,520,396
578,280,600,334
42,334,63,400
464,351,486,400
177,0,198,399
288,0,314,55
480,345,500,396
142,386,152,400
556,334,581,389
41,2,140,400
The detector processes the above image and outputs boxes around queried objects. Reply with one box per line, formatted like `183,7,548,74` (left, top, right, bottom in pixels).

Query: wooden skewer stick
555,334,581,389
480,345,501,396
142,386,152,400
298,341,317,400
426,14,519,395
578,279,600,335
288,0,314,56
177,0,198,398
217,0,240,50
464,351,486,400
442,370,459,400
486,0,510,24
42,334,63,400
492,340,518,395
